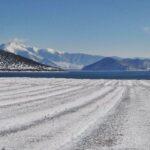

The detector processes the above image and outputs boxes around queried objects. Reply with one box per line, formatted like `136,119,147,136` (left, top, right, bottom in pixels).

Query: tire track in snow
68,86,130,150
26,87,125,150
0,84,61,100
0,84,103,120
0,84,71,103
0,85,83,108
0,83,124,150
1,79,149,150
0,85,114,137
17,84,124,150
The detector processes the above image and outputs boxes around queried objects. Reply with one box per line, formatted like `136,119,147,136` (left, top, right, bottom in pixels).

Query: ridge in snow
1,39,29,53
0,39,58,67
0,39,103,69
1,39,63,55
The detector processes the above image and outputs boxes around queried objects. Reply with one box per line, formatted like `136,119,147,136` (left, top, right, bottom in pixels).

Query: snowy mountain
0,49,59,71
83,57,150,71
0,40,103,69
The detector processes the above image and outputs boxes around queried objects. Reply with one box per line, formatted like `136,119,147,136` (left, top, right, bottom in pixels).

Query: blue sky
0,0,150,57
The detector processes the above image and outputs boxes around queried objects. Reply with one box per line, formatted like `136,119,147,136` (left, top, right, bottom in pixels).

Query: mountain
83,57,150,71
0,49,59,71
0,40,103,69
83,57,126,71
120,58,150,70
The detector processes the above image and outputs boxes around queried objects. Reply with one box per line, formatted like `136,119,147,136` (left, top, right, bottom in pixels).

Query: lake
0,71,150,79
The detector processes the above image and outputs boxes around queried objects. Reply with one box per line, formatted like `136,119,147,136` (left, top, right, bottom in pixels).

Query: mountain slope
0,40,103,69
120,58,150,70
0,49,59,71
83,57,150,71
83,57,126,71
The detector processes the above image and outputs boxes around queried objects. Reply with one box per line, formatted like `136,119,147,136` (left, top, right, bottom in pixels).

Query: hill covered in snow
0,49,59,71
0,40,103,69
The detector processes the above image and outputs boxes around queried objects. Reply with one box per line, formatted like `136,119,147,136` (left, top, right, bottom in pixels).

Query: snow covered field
0,78,150,150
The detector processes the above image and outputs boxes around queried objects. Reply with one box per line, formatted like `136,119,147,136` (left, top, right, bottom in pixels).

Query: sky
0,0,150,57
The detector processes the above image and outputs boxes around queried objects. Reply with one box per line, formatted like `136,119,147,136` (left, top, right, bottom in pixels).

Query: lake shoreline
0,71,149,80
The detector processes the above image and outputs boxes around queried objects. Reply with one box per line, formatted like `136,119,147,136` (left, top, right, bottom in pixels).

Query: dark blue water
0,71,150,80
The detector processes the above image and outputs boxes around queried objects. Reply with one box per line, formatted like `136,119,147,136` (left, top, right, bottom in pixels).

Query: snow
0,78,150,150
53,61,83,69
46,48,64,55
0,49,55,71
0,39,42,61
0,39,63,60
1,39,28,53
0,39,102,69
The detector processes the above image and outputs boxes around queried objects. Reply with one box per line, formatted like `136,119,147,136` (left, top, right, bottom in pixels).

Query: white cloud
143,26,150,34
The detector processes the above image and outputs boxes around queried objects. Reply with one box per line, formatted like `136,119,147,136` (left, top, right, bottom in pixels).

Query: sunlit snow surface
0,78,150,150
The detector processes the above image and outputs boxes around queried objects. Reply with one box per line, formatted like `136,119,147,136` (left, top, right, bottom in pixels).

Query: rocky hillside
0,50,60,71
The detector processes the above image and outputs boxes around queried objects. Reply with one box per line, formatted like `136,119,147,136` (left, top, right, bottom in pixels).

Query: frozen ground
0,78,150,150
